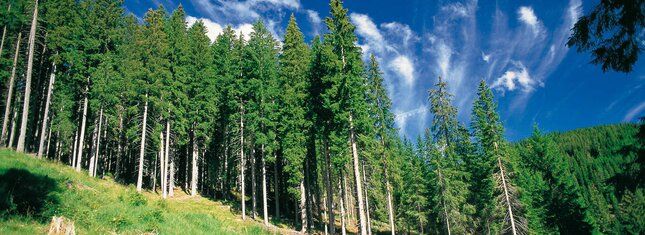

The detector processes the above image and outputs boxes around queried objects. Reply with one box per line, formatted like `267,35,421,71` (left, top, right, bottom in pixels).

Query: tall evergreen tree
244,18,279,226
471,80,526,234
279,14,311,232
428,76,474,235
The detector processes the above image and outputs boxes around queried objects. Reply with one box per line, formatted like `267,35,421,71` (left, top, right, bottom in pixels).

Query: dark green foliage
567,0,645,73
1,0,643,234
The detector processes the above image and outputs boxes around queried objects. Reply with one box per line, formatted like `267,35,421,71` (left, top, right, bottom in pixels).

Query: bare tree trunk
71,126,78,166
75,83,89,171
339,175,347,235
262,145,268,226
1,32,21,144
167,122,173,197
191,135,198,196
300,179,307,232
349,113,367,235
323,190,329,235
252,144,257,220
8,105,18,148
240,103,246,220
0,4,9,59
88,116,98,176
323,138,335,235
136,95,148,192
362,161,372,235
161,130,167,198
46,120,52,157
90,108,103,176
385,164,395,235
95,120,105,177
495,141,518,235
16,0,39,152
343,169,351,226
274,152,280,220
37,63,55,157
152,152,158,193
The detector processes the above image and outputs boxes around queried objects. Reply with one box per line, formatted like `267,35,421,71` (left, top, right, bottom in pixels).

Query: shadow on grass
0,168,59,222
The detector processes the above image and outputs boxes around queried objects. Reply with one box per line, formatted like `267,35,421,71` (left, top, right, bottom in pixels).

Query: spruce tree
279,14,311,232
244,18,279,225
428,76,474,234
471,80,526,234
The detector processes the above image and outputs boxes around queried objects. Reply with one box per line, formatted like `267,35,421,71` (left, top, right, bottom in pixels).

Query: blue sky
124,0,645,141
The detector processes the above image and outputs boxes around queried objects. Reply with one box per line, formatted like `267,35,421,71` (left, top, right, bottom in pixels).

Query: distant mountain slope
514,123,643,234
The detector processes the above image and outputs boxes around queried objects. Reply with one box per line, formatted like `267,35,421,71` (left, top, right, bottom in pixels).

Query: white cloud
186,16,223,42
623,101,645,122
189,0,300,40
348,12,422,137
482,51,491,63
441,2,469,18
306,10,321,24
518,7,538,26
492,61,535,92
186,15,255,42
390,56,415,86
350,13,387,53
306,10,322,35
234,23,255,40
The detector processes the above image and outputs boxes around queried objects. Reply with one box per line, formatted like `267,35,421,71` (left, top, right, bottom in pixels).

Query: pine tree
471,80,526,234
244,18,280,226
365,54,397,234
428,76,474,235
323,0,371,233
279,14,311,232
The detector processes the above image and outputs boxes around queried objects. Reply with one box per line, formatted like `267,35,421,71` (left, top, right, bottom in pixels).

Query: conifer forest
0,0,643,234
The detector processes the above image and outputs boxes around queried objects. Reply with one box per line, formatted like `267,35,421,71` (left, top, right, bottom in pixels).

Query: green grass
0,150,274,234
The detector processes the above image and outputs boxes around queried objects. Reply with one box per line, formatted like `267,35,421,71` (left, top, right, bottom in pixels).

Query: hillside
514,123,643,234
0,150,282,235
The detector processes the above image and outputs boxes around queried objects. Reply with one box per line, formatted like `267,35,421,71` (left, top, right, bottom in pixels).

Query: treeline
0,0,642,234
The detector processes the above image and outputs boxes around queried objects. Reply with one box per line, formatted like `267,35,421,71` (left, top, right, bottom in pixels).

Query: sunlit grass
0,149,272,234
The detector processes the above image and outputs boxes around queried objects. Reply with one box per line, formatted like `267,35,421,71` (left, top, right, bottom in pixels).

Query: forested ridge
0,0,642,234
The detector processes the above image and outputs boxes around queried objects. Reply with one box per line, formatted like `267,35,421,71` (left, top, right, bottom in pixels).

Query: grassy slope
0,150,275,234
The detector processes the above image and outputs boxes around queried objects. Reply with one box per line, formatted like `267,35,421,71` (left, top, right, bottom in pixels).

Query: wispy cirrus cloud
188,0,304,40
623,101,645,122
349,13,423,137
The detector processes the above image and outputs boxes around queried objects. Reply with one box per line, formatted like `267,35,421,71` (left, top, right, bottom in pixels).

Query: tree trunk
385,164,395,235
339,175,347,235
90,108,103,176
71,125,78,166
274,152,280,220
161,130,167,198
324,138,335,235
262,145,268,226
88,116,98,176
323,190,329,235
495,141,518,235
75,83,89,172
136,95,148,192
191,134,198,196
8,105,18,148
300,179,307,232
362,161,372,235
252,144,257,219
37,63,55,157
0,4,9,59
164,120,169,197
240,103,246,220
16,0,39,153
1,32,21,144
349,113,367,235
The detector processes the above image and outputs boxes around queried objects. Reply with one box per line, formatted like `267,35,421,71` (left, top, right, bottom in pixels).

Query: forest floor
0,149,299,234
